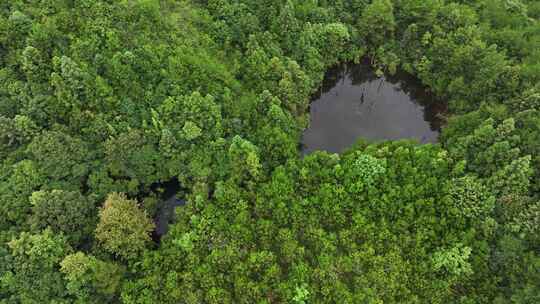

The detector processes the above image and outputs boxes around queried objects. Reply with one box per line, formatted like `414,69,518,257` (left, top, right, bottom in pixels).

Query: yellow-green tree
95,193,154,261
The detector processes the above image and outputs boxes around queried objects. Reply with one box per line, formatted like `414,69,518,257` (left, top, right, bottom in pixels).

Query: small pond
153,179,185,239
301,62,446,154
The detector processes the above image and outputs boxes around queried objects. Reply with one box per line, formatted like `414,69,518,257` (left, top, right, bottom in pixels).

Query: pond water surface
301,62,446,154
152,179,185,239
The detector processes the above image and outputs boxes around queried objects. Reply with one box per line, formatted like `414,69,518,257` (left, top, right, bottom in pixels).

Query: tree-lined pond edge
302,61,447,154
156,61,448,237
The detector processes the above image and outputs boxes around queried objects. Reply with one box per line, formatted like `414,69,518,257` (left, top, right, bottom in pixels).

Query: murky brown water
302,62,446,154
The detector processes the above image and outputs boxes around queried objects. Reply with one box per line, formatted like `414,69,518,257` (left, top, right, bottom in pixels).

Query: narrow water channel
152,179,185,239
302,62,446,154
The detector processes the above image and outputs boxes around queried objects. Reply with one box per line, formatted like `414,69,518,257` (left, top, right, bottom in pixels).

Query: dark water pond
153,180,185,238
301,62,446,154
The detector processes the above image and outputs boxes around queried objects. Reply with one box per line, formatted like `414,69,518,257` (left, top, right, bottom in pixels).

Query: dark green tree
29,190,96,246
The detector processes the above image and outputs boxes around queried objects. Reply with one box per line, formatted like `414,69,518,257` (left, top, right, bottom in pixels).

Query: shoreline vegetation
0,1,539,303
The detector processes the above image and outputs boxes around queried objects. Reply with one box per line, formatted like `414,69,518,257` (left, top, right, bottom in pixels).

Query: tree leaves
95,193,154,261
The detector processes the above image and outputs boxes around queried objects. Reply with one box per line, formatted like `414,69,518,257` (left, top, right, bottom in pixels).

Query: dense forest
0,0,539,303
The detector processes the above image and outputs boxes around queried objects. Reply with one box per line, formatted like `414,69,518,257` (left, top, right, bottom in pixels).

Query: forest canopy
0,0,539,303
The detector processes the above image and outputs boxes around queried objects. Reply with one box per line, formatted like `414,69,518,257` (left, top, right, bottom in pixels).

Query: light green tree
1,229,72,303
95,193,154,260
60,252,124,303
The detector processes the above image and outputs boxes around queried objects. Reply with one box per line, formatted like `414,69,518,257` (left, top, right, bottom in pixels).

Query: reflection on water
302,62,446,154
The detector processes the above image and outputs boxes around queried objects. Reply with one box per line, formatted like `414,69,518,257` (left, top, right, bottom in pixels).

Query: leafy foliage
60,251,124,303
29,189,96,246
1,229,72,303
0,0,539,303
95,193,154,261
